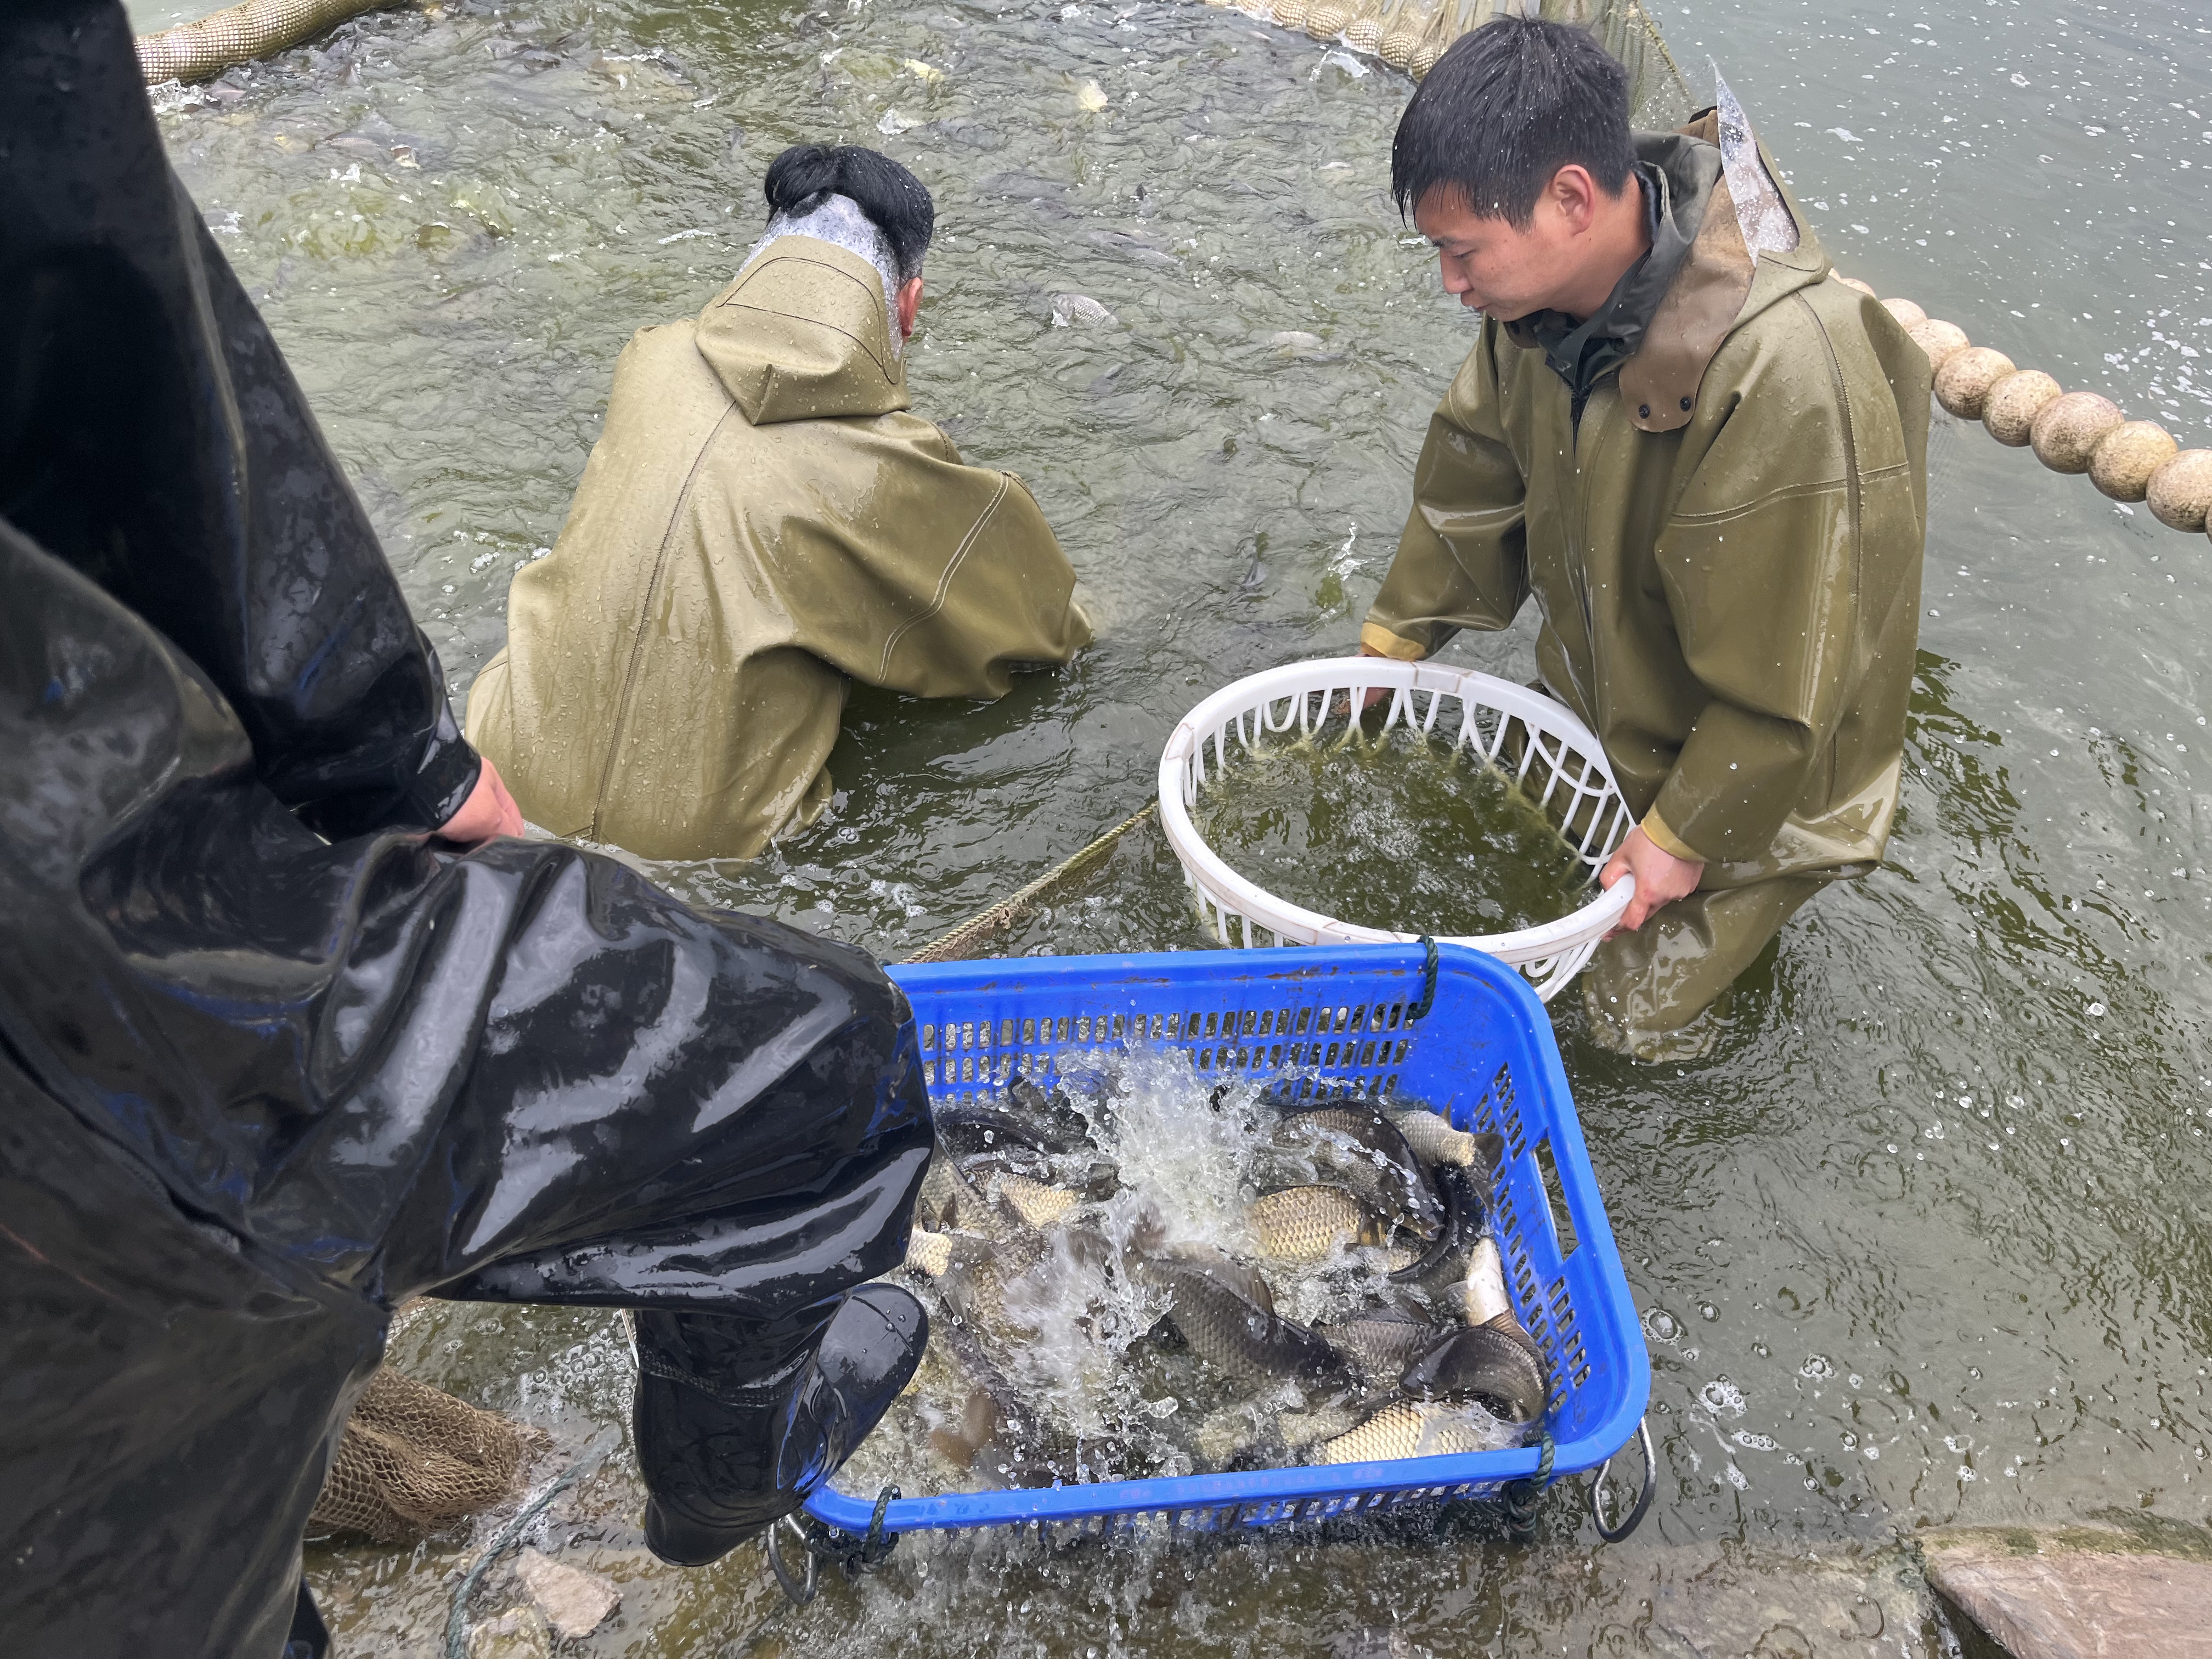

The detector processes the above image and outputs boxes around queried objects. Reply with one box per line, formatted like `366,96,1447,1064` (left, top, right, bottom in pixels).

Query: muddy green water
140,0,2212,1651
1194,728,1596,936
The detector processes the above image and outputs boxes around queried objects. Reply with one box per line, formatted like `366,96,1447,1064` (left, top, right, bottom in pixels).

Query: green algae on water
1194,727,1595,937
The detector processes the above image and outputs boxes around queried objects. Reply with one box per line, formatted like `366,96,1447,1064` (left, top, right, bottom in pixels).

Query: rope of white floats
1831,274,2212,539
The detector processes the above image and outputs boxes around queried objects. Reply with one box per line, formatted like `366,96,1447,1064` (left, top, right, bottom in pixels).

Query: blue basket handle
1590,1417,1656,1543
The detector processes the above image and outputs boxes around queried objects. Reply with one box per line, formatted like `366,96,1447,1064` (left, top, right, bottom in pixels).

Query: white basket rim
1155,657,1636,961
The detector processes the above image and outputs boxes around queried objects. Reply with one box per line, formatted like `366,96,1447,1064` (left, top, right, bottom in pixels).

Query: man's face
1412,173,1591,322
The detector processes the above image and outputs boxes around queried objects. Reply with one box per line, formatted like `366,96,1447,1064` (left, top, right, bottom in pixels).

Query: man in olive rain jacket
1364,22,1929,1056
468,146,1092,862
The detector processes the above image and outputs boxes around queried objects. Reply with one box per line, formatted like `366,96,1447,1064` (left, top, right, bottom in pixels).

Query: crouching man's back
468,147,1090,861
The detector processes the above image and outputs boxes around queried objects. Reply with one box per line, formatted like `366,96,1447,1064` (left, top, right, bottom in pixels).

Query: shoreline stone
1920,1522,2212,1659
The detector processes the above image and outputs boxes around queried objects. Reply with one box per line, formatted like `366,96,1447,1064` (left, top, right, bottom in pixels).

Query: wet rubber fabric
1363,119,1929,1046
0,7,932,1655
467,236,1093,861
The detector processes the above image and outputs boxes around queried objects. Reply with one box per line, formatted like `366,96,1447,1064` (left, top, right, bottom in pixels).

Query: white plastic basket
1156,658,1638,1002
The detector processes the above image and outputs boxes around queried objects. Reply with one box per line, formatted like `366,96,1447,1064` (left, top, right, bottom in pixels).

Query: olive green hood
700,237,912,425
1364,114,1930,896
468,237,1091,861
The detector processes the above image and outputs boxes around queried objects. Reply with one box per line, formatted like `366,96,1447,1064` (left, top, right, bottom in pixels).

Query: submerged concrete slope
1923,1525,2212,1659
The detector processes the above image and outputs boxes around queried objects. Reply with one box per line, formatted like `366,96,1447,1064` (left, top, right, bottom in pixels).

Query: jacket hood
695,235,912,425
1612,115,1831,433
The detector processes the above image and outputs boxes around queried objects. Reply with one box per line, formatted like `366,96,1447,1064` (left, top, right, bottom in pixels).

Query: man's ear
1548,164,1602,235
897,276,924,339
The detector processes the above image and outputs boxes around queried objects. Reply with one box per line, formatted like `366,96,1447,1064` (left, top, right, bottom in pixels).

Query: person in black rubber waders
0,6,933,1655
1362,18,1929,1059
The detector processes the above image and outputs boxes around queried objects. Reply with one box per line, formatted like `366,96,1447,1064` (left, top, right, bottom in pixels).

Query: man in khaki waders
469,145,1091,861
1363,19,1929,1059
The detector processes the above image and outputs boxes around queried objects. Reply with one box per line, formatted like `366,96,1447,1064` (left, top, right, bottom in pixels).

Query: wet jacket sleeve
862,442,1093,700
1645,316,1868,865
1362,325,1530,661
0,2,479,840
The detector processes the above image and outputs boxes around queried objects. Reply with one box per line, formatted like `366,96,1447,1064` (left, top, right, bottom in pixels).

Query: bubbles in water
1800,1355,1836,1380
1700,1379,1748,1417
1644,1307,1682,1342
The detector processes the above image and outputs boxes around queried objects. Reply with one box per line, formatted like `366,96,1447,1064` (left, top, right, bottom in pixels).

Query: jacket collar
1502,119,1831,433
1505,139,1716,410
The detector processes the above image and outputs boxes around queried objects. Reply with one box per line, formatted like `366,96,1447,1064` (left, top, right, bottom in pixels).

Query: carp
1400,1324,1548,1423
1135,1248,1344,1383
1266,1105,1443,1238
1316,1304,1441,1381
1388,1107,1481,1170
1315,1397,1526,1465
1246,1183,1387,1262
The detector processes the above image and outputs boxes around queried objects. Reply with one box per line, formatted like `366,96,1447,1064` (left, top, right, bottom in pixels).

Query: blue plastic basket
803,942,1650,1542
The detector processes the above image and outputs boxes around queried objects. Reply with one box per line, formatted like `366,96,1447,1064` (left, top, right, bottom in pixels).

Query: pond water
139,0,2212,1651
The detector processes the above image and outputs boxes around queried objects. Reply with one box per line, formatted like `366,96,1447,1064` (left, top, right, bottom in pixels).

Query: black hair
1390,17,1636,227
763,144,935,280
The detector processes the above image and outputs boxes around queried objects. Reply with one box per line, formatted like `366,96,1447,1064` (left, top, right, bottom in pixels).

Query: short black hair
763,144,935,280
1391,17,1636,227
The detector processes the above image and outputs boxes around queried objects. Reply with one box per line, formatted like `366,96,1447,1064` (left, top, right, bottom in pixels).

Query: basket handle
1590,1417,1656,1543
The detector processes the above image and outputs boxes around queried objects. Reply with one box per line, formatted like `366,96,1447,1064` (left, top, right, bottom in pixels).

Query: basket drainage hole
1534,1136,1579,1259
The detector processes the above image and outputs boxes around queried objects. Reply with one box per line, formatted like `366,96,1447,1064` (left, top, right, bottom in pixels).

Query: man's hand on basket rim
1600,827,1703,935
1356,641,1391,711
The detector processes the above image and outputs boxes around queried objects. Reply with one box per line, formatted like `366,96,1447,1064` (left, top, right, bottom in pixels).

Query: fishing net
307,1365,545,1544
1211,0,1695,123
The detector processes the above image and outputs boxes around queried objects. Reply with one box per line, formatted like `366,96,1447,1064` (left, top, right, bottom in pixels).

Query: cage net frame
1156,659,1637,1002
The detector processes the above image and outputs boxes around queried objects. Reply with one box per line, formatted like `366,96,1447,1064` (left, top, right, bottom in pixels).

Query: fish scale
1247,1183,1384,1261
1316,1397,1525,1465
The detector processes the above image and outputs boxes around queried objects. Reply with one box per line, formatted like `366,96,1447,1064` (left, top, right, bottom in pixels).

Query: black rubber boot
634,1285,927,1567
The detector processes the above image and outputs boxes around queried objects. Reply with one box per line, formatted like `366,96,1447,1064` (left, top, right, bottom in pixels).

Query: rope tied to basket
769,1484,902,1605
1408,935,1440,1022
808,1483,902,1577
1502,1428,1558,1543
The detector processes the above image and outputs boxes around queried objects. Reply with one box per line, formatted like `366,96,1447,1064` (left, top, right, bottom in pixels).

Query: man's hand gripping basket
1158,659,1638,1002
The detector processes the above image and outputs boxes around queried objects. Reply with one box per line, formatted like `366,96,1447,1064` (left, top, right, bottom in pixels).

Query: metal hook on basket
765,1515,819,1606
1590,1417,1657,1543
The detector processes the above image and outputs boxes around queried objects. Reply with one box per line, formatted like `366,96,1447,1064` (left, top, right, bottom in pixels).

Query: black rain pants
0,7,931,1656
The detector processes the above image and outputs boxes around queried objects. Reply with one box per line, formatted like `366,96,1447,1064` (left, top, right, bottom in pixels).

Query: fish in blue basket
1386,1107,1484,1169
1260,1105,1444,1238
1400,1325,1548,1423
1134,1246,1346,1383
1246,1183,1392,1262
1314,1397,1528,1464
1315,1305,1441,1380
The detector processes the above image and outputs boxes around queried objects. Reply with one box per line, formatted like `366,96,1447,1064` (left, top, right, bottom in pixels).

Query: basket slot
1532,1136,1581,1259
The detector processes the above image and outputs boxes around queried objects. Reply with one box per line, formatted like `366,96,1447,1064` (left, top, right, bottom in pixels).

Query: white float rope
136,0,394,84
1830,273,2212,540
